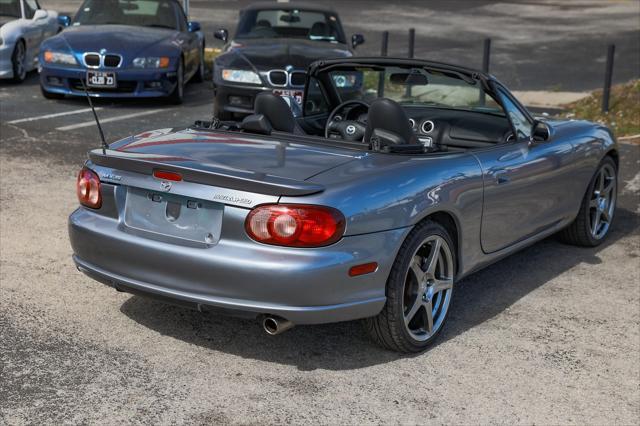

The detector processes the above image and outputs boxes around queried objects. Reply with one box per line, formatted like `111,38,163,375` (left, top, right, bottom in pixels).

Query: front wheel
365,220,456,353
11,40,27,83
558,156,617,246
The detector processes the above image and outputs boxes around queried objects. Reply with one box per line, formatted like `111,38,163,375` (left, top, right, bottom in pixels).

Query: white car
0,0,59,82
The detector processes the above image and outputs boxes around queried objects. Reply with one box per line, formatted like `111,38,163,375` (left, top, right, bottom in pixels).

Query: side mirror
351,33,365,49
188,21,201,32
33,9,48,20
214,28,229,43
531,120,551,143
58,14,71,27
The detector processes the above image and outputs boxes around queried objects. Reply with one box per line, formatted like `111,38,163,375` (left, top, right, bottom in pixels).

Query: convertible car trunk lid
92,128,362,196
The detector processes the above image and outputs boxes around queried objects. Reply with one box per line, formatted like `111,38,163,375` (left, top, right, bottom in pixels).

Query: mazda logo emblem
160,181,172,192
346,125,356,135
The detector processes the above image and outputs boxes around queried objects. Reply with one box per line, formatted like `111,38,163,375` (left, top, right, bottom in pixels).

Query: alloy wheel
589,163,616,240
403,235,454,341
13,42,26,81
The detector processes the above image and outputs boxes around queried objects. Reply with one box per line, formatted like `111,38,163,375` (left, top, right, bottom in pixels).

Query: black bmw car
212,2,364,120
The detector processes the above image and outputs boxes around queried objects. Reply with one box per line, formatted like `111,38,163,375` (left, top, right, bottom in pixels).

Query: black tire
365,220,456,353
558,156,617,247
11,40,27,83
168,58,184,104
40,84,65,100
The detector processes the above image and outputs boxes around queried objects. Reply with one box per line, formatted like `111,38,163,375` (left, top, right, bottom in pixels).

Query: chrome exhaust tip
262,315,294,335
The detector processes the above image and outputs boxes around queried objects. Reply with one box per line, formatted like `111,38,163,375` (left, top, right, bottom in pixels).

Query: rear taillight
245,204,345,248
77,167,102,209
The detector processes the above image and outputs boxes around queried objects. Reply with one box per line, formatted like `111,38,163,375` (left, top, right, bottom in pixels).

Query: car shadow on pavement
119,206,638,371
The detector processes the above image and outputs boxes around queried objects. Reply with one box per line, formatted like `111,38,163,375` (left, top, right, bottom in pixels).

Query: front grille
103,54,121,67
269,70,287,86
290,72,306,86
84,54,100,67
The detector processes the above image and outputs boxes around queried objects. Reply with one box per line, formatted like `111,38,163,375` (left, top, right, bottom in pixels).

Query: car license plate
86,70,117,88
124,188,223,245
273,89,303,105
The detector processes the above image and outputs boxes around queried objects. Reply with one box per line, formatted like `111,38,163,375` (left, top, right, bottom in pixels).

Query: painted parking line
56,109,165,131
6,107,104,124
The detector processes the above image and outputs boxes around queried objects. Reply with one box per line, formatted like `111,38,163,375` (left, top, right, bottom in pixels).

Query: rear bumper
69,206,408,324
39,64,178,98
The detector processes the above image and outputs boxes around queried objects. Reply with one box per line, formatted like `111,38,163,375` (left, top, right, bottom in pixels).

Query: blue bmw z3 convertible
39,0,204,103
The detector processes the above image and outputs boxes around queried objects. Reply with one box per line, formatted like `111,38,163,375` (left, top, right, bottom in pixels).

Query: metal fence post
378,31,389,97
408,28,415,58
380,31,389,56
602,44,615,113
482,38,491,73
480,38,491,105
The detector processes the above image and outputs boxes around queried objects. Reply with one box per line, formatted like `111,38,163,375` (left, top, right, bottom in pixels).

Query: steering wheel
324,100,370,142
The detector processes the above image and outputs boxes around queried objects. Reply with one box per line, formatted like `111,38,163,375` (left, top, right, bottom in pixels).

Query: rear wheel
168,58,184,104
558,156,617,246
365,220,455,353
11,40,27,83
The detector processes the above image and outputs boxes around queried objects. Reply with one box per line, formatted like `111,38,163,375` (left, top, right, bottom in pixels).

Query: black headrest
310,22,330,37
364,98,415,145
255,19,271,28
254,92,305,135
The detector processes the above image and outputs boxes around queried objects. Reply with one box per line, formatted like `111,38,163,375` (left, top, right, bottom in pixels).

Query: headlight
132,57,170,68
43,50,77,65
221,69,261,84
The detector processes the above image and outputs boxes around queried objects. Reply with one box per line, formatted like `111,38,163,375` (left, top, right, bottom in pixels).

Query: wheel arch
606,148,619,170
415,210,462,278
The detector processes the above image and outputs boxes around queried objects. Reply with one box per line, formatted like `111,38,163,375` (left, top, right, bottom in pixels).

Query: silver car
0,0,59,82
69,57,618,353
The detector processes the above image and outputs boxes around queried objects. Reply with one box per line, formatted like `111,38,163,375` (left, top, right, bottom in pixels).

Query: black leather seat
364,98,415,145
309,22,332,38
254,92,306,135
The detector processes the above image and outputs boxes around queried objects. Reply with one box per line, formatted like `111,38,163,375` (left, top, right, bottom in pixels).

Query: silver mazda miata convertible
69,57,618,352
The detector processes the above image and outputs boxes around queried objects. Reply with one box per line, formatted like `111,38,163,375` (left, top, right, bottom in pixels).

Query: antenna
59,35,108,154
79,78,108,155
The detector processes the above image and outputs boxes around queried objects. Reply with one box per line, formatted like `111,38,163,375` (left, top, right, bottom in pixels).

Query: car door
19,0,40,60
474,85,576,253
22,1,50,64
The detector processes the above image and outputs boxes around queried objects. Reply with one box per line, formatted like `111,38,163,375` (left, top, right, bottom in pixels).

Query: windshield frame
234,7,346,44
324,64,507,116
72,0,181,30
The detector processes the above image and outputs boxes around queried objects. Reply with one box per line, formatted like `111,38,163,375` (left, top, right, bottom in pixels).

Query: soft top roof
308,57,496,83
240,2,338,14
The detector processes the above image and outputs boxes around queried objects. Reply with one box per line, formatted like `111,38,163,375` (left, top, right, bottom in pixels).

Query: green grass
559,80,640,137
